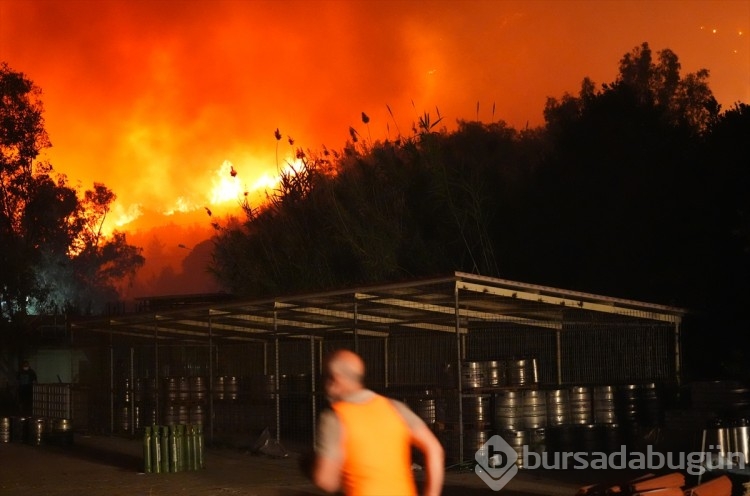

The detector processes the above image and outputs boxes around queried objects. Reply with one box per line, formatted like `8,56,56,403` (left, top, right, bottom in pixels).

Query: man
313,349,444,496
17,360,37,416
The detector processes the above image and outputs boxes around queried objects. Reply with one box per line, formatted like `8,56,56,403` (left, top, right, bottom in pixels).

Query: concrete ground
0,433,732,496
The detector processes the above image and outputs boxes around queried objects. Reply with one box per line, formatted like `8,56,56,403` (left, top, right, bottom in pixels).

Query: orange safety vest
332,394,417,496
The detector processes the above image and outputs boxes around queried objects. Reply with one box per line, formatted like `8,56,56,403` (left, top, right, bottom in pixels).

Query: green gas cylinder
151,424,161,474
195,423,204,469
160,426,169,473
170,424,180,473
142,426,152,473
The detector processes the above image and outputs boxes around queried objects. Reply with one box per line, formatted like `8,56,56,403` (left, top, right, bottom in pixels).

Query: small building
64,272,685,461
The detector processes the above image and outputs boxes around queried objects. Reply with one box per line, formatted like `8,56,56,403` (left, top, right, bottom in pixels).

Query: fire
209,160,245,204
107,156,301,233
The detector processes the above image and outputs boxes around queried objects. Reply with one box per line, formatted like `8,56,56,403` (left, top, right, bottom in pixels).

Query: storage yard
4,273,750,494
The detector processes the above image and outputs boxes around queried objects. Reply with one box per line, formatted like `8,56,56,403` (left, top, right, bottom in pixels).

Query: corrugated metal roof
71,272,686,343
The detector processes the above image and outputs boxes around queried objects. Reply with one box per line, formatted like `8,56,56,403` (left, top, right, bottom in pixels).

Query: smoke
1,0,747,296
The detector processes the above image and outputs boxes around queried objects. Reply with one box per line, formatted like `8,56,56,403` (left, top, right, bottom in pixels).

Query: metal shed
66,272,685,462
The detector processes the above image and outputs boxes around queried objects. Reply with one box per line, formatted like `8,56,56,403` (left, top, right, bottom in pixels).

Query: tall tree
0,63,143,323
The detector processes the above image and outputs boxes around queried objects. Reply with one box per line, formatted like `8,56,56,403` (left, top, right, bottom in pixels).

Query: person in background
313,349,444,496
17,360,37,416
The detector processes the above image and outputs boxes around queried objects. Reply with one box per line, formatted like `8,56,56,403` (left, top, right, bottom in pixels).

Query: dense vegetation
210,43,749,378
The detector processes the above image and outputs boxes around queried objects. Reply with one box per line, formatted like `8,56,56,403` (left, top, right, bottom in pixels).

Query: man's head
323,349,365,401
21,360,29,370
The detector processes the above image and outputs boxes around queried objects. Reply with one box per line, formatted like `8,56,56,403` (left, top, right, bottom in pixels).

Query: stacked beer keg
438,357,539,465
544,383,664,456
432,357,666,467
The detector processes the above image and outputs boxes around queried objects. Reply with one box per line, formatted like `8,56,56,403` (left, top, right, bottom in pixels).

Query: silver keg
469,429,495,464
28,417,45,445
732,418,750,463
545,388,570,426
593,385,617,424
461,362,486,389
119,406,130,433
462,394,492,424
569,386,593,424
411,396,437,426
507,358,538,387
190,376,207,402
0,417,10,443
189,404,205,426
523,389,547,429
528,427,546,454
498,429,527,468
224,376,239,401
494,390,524,430
164,377,179,403
177,376,190,402
484,360,507,387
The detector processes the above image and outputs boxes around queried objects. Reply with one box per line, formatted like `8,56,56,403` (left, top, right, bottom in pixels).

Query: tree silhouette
0,63,144,323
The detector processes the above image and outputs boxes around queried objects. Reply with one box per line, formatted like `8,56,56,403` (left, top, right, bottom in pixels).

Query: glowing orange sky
1,0,748,231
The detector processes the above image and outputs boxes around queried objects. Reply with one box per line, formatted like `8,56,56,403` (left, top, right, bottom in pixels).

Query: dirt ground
3,431,742,496
0,433,597,496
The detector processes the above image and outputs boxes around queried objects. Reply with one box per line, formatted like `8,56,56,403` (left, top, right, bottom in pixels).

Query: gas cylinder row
142,423,204,474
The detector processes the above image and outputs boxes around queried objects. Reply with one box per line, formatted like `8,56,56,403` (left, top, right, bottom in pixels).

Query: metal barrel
189,404,205,426
177,377,190,402
545,389,569,427
507,358,538,387
133,378,143,403
731,418,750,464
11,416,28,443
546,424,577,454
601,423,622,454
494,390,523,430
0,417,10,443
704,418,733,457
122,378,131,404
409,395,437,426
615,384,640,428
461,361,486,389
52,418,74,445
528,427,546,454
438,428,492,464
638,382,662,427
461,393,492,425
484,360,507,387
522,389,547,429
593,385,617,424
466,429,493,464
28,417,46,446
190,376,206,403
224,376,239,401
575,423,601,453
248,374,276,401
569,386,593,424
214,376,225,401
119,406,130,433
164,377,179,403
163,404,178,425
499,429,527,468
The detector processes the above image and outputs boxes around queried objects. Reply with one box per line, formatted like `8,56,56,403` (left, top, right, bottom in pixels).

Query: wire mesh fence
62,273,683,463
